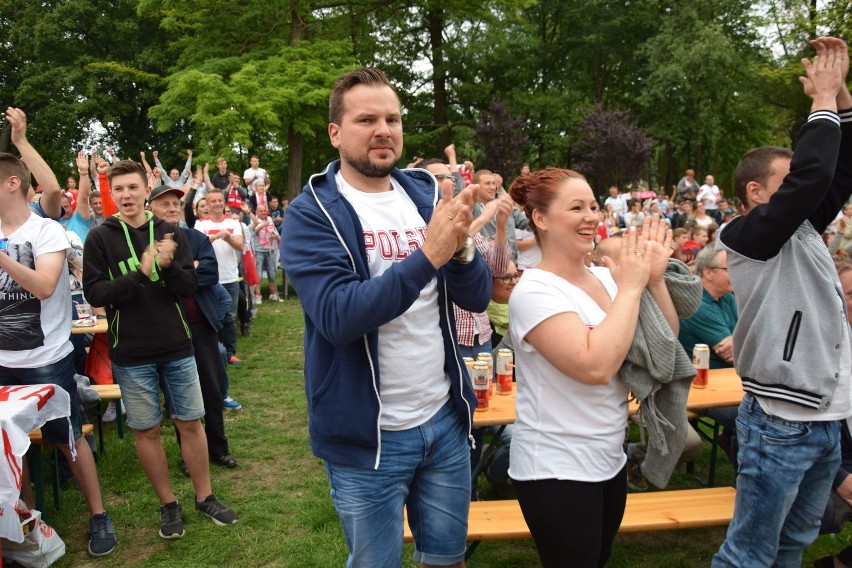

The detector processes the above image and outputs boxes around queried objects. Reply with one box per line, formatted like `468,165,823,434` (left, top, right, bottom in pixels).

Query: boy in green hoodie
83,160,237,540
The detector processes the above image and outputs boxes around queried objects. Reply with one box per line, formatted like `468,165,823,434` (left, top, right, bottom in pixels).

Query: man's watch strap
451,236,475,264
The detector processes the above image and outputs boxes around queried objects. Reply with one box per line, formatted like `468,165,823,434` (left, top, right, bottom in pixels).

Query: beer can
477,353,494,396
496,348,514,395
472,361,490,411
463,357,475,374
692,344,710,389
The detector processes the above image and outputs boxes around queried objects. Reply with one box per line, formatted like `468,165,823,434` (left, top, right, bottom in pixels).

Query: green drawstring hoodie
82,212,198,365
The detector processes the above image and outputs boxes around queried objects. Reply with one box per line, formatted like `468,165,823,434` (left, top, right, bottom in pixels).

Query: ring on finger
635,252,645,256
448,210,457,221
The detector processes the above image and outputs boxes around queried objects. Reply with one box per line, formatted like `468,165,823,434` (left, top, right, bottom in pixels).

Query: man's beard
341,148,398,179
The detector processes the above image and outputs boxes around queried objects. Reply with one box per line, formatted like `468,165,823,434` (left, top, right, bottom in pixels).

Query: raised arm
805,37,852,231
721,39,845,260
178,150,193,185
6,107,62,218
74,151,92,220
138,151,153,175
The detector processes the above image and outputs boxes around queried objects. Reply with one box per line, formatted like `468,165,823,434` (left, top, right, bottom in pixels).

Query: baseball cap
149,184,185,202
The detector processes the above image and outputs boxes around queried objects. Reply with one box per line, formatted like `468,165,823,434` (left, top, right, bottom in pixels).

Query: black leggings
513,466,627,568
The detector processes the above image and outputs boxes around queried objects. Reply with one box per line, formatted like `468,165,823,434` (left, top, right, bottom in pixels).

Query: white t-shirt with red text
336,172,449,431
194,217,243,284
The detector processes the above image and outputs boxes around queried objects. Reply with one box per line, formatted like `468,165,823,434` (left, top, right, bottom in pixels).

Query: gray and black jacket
717,108,852,410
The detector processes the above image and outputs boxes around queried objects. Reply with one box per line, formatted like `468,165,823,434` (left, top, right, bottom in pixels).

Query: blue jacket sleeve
192,232,220,288
281,199,442,347
442,250,492,314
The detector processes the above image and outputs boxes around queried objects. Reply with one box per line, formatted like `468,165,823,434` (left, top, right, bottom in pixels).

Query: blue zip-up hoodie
281,161,491,469
180,227,230,332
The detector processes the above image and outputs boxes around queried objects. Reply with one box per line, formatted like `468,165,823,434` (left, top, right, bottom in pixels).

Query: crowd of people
0,34,850,568
0,109,296,555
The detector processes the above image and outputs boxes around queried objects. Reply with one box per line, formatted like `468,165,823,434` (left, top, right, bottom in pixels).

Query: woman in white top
692,201,715,229
507,168,675,567
622,198,645,228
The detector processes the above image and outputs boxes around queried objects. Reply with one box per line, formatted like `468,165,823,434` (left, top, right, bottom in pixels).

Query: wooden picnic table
474,368,745,428
70,317,107,335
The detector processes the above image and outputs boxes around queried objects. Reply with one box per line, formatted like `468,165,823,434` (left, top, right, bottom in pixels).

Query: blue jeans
712,394,840,568
220,281,239,358
324,401,470,567
112,356,205,430
218,342,231,399
0,352,83,443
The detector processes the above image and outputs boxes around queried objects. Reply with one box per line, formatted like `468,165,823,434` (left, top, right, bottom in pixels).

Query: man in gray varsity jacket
712,37,852,567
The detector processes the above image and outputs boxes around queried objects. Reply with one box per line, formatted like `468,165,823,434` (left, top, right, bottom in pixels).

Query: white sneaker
269,294,282,302
102,401,117,423
255,296,262,305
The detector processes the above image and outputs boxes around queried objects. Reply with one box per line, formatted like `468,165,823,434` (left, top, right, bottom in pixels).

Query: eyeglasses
434,174,452,181
494,273,521,284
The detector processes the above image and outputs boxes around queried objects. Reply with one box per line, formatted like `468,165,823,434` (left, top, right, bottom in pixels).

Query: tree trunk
286,127,304,201
427,7,449,156
286,0,307,201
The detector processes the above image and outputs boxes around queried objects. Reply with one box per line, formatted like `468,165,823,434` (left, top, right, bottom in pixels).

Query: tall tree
0,0,181,173
572,105,655,193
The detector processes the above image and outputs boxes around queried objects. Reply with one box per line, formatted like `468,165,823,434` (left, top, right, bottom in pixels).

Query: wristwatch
451,236,475,264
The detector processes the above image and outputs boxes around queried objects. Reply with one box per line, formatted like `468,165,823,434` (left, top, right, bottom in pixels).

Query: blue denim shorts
0,353,84,443
255,249,276,281
324,401,471,567
112,355,204,430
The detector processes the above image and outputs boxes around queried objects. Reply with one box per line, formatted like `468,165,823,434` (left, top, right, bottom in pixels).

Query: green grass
41,287,852,566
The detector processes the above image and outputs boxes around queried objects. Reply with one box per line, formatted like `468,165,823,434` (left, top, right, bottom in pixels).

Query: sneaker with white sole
269,294,283,302
255,296,262,305
196,494,238,526
102,402,117,423
88,512,117,556
159,501,184,540
222,396,242,410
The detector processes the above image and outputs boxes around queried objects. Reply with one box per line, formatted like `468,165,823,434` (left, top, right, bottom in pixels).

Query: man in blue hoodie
281,67,491,567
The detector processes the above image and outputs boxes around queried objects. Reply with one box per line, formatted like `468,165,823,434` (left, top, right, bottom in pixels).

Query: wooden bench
404,487,736,557
91,384,124,453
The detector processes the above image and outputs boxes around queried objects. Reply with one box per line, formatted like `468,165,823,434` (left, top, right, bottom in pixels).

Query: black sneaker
88,512,117,556
195,494,238,526
159,501,185,540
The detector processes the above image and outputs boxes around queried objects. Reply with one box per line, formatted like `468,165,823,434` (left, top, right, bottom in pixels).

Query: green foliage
149,40,355,170
0,0,848,194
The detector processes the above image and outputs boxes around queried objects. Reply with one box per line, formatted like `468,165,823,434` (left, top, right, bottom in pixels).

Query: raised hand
603,227,654,293
495,194,513,230
5,107,28,146
800,38,844,110
75,150,89,174
639,214,673,284
422,183,476,268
